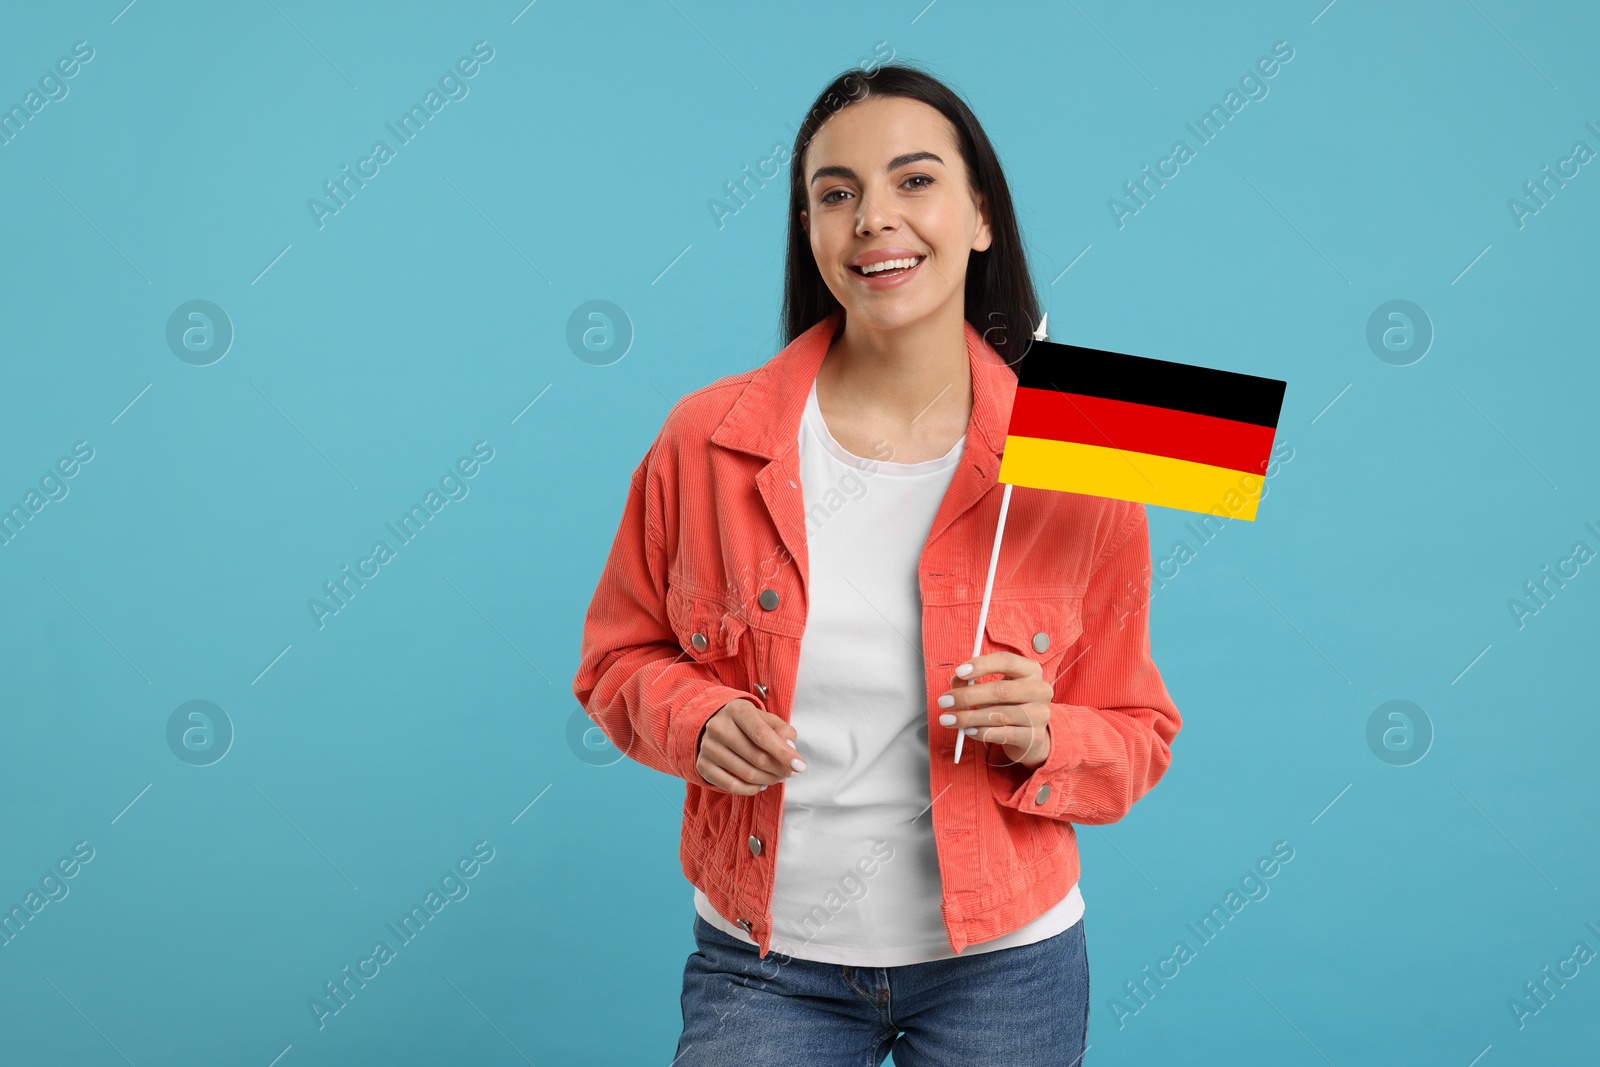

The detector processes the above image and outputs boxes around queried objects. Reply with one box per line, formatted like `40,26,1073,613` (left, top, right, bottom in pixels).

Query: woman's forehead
807,99,959,170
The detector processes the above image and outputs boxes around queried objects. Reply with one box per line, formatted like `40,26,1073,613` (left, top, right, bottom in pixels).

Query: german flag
997,339,1287,521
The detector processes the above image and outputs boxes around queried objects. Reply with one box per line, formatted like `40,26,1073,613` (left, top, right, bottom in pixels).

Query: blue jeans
673,913,1090,1066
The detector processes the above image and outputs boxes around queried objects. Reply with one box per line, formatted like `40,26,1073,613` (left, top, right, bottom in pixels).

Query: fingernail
759,784,769,791
955,663,973,677
786,738,797,749
963,727,977,736
939,713,957,727
791,757,807,772
937,694,955,708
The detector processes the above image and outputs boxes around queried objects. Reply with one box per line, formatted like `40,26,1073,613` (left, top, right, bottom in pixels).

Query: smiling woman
575,59,1181,1067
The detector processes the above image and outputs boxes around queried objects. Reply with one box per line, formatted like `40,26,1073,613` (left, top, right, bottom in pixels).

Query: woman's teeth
854,256,923,276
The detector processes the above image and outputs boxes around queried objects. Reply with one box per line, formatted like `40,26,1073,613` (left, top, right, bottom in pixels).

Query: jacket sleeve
992,502,1182,824
570,439,768,786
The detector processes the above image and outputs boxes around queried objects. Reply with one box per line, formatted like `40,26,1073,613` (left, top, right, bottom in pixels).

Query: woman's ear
972,191,992,253
800,209,809,236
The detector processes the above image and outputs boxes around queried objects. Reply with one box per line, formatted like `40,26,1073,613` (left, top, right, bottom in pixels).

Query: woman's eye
820,177,931,205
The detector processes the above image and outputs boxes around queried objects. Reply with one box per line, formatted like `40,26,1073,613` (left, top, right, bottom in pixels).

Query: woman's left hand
937,653,1053,769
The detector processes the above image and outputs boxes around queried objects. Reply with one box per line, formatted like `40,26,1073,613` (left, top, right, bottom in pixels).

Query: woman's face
800,95,992,334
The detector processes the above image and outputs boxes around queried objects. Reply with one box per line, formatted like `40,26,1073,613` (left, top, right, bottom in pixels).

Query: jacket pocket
683,776,736,851
665,583,749,669
980,595,1084,690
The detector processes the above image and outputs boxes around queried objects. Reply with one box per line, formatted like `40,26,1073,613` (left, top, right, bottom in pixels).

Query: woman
572,62,1181,1065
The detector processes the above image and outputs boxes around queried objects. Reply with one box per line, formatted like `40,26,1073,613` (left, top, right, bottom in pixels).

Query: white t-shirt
693,375,1083,965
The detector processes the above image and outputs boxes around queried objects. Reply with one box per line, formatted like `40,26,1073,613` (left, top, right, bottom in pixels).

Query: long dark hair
781,61,1041,370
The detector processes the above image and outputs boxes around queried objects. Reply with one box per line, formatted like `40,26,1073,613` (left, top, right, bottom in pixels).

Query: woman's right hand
694,698,806,795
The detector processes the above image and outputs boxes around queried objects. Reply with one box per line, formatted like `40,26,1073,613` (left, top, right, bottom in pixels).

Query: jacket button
737,917,752,933
758,589,779,611
691,632,708,651
1032,631,1050,653
748,834,762,856
1034,783,1052,805
754,682,768,700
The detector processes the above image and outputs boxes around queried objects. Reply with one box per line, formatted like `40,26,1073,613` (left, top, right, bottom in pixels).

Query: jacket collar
710,309,1016,464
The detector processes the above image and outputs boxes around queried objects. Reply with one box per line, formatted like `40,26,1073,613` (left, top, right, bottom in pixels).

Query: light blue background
1,1,1596,1064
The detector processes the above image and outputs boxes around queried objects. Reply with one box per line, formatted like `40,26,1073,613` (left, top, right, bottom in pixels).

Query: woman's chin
836,295,952,334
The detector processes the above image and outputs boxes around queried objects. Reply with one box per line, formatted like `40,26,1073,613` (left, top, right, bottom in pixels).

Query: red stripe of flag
1008,387,1277,474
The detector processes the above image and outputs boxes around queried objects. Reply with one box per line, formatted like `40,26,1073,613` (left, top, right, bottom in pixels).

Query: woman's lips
849,255,925,290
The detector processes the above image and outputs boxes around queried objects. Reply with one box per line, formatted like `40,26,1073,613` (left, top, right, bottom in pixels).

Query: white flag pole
954,313,1048,765
954,481,1012,764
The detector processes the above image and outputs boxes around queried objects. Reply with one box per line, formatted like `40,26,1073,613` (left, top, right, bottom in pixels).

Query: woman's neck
813,305,974,464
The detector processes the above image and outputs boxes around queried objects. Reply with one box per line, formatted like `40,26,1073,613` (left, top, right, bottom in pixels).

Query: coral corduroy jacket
572,310,1182,958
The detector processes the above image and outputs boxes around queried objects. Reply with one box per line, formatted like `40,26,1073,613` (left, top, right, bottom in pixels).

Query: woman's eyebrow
809,151,945,186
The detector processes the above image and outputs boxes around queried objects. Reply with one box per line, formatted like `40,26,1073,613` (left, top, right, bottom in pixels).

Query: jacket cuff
994,702,1086,818
670,684,768,785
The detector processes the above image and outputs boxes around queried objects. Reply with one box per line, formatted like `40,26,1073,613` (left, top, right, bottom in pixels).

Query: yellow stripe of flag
998,436,1266,521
